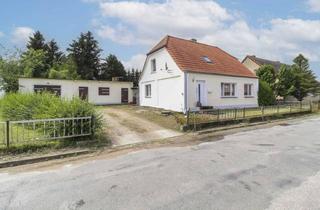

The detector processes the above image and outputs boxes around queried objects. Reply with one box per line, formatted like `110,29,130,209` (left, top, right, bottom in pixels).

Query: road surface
1,117,320,210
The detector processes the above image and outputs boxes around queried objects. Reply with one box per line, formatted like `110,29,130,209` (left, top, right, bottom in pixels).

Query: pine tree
291,54,320,101
26,31,46,51
99,54,126,80
134,69,141,87
46,39,63,67
67,31,102,80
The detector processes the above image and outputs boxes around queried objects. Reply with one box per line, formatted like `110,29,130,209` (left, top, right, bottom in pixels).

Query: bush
0,92,102,135
258,80,276,106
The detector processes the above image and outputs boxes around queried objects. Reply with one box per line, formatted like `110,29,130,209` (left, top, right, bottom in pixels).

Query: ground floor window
145,84,151,98
98,87,110,95
34,85,61,96
244,84,253,97
221,83,236,97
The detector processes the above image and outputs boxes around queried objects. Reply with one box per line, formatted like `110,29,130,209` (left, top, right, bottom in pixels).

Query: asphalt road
1,117,320,210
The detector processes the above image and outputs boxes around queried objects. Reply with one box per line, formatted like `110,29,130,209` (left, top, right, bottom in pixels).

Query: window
99,87,110,96
145,84,151,98
244,84,253,97
202,56,213,63
151,59,157,72
221,83,236,97
34,85,61,96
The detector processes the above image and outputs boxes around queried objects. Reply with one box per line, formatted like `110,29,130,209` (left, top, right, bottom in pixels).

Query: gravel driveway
102,106,182,145
1,117,320,210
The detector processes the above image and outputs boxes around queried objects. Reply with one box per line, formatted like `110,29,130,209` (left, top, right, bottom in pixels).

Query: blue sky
1,0,320,76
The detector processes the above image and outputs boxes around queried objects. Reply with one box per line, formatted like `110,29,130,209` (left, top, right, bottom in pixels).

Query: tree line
257,54,320,105
0,31,141,93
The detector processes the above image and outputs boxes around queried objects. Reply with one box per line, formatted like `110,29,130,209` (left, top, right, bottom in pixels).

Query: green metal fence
186,101,319,131
0,116,92,148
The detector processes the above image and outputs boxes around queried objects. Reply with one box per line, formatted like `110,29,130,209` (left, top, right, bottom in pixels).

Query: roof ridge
166,35,220,49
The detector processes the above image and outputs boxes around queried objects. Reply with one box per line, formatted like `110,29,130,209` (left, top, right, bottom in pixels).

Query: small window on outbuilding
98,87,110,96
202,56,212,63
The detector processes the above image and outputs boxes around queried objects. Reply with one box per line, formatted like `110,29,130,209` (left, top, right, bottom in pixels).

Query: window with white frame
244,84,253,97
145,84,151,98
151,59,157,72
221,83,236,97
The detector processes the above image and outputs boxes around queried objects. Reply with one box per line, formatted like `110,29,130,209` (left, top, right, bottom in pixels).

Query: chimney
112,77,120,81
191,38,197,43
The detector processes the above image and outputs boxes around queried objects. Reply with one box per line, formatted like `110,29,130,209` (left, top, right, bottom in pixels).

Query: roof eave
183,70,258,79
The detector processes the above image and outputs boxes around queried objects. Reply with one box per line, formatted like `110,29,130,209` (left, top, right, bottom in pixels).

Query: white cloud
202,18,320,62
307,0,320,13
123,54,146,70
89,0,320,67
0,31,4,38
11,27,34,45
97,24,135,45
97,0,233,45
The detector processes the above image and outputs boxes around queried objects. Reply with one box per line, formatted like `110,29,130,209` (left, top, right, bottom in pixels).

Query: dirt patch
119,119,148,133
102,106,182,146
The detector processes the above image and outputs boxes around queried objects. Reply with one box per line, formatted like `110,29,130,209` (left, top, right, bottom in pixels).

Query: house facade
139,36,258,113
242,55,285,74
19,78,134,105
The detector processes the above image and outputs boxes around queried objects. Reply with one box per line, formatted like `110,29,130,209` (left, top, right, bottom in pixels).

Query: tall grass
0,92,102,134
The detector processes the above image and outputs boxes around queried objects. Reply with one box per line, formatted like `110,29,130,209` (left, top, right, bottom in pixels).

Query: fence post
91,115,95,137
261,106,265,120
186,109,190,128
234,108,237,120
300,101,302,111
217,109,220,122
310,101,313,112
6,121,10,148
318,100,320,111
277,105,280,114
243,108,246,119
193,112,196,131
289,104,292,113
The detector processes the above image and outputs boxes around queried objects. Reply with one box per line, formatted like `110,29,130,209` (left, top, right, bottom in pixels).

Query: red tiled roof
148,35,257,78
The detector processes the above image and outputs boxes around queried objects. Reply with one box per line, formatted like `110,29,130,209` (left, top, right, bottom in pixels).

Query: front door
121,88,129,103
79,87,88,100
196,80,207,107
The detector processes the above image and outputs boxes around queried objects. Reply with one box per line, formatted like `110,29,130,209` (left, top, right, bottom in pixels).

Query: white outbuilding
19,78,134,105
139,35,259,113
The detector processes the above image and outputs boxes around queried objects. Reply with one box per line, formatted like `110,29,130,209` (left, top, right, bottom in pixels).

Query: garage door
158,77,182,111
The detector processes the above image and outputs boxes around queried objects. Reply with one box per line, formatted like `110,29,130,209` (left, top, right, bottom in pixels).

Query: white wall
139,48,185,112
187,72,259,109
19,78,133,105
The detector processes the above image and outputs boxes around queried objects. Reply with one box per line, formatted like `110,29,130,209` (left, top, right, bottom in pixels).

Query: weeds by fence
186,101,319,131
0,116,93,148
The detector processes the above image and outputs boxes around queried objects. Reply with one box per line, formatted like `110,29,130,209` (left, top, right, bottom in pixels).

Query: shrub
258,80,276,106
0,92,102,135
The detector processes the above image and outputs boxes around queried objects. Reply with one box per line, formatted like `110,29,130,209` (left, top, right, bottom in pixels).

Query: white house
19,78,134,105
139,35,259,113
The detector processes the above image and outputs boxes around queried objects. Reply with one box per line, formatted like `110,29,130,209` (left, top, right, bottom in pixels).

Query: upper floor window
221,83,236,97
244,84,253,97
151,59,157,72
145,84,151,98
